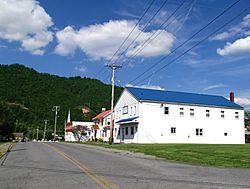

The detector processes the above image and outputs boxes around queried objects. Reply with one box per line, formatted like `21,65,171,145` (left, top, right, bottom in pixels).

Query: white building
92,109,111,142
64,110,93,142
114,87,245,144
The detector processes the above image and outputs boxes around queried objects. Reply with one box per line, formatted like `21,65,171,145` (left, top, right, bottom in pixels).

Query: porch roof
116,116,139,124
92,125,99,130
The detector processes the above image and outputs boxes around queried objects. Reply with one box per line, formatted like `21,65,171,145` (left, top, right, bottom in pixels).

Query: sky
0,0,250,109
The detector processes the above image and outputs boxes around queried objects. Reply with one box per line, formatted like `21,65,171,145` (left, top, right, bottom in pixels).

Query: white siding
114,89,139,120
114,89,245,144
114,89,139,143
138,102,244,144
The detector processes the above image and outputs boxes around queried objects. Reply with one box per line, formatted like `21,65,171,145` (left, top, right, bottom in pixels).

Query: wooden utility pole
52,106,60,141
106,64,122,145
43,120,48,141
36,127,39,141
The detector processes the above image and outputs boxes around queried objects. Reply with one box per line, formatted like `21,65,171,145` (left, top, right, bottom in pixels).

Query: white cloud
75,65,87,73
210,14,250,41
202,84,226,91
217,36,250,56
235,97,250,107
55,20,175,60
0,0,53,55
125,84,165,90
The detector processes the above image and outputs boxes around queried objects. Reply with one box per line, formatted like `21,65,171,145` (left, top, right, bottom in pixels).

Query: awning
116,116,139,124
103,126,110,129
92,125,99,130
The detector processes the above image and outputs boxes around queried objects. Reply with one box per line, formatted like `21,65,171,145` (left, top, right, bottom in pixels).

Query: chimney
230,92,234,102
101,108,106,112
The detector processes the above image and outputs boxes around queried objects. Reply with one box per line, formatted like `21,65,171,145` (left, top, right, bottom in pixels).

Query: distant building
114,87,245,144
64,109,93,142
13,132,24,142
92,109,111,142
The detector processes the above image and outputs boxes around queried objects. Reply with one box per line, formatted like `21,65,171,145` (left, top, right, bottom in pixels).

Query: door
121,128,125,143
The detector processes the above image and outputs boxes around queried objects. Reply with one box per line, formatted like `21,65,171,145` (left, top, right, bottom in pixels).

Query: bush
98,138,103,142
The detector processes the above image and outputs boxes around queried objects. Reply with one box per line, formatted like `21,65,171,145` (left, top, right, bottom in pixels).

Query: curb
0,142,15,159
62,142,163,160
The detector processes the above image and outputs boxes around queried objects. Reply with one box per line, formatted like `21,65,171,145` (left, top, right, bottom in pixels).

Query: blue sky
0,0,250,109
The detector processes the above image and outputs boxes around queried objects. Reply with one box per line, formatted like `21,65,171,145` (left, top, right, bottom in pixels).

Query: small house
92,109,111,142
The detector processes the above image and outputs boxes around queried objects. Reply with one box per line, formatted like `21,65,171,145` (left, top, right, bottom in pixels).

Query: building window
235,112,239,119
190,109,194,117
206,110,210,118
221,111,225,118
164,107,169,115
196,128,203,136
118,129,120,136
134,106,136,115
125,127,128,135
224,133,227,136
131,127,134,135
180,108,184,116
171,127,176,134
122,106,128,114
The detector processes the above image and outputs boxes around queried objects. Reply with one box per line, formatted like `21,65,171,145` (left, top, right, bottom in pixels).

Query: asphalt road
1,142,250,189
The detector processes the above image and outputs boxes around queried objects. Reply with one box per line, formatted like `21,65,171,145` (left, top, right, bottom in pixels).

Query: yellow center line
44,143,120,189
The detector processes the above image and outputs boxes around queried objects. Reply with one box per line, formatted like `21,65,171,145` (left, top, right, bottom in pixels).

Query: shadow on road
9,148,27,152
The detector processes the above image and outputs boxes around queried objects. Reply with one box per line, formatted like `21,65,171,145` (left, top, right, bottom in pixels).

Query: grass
77,142,250,168
0,142,12,157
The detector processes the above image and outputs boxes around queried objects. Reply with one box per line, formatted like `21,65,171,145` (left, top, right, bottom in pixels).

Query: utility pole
52,106,60,141
36,127,39,141
43,120,48,141
106,63,122,145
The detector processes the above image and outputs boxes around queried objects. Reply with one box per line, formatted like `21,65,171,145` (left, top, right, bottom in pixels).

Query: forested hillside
0,64,123,139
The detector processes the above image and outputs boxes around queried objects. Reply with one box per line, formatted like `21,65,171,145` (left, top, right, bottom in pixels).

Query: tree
0,64,123,137
0,101,15,141
72,125,90,141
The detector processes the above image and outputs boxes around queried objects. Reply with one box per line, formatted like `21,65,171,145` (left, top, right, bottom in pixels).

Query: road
0,142,250,189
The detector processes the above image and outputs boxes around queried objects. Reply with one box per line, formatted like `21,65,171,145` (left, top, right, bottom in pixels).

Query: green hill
0,64,123,140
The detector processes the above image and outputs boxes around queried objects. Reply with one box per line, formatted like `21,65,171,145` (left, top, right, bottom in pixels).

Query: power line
108,0,156,64
93,0,156,79
125,0,192,66
129,0,241,85
101,0,172,82
112,0,170,66
134,3,249,85
104,0,188,85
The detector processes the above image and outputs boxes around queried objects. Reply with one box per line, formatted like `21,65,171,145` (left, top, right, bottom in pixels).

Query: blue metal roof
116,116,139,124
126,87,243,109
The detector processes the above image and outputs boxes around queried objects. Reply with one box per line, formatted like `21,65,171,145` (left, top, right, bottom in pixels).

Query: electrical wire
134,3,249,86
129,0,241,85
125,0,190,66
112,0,170,66
93,0,156,79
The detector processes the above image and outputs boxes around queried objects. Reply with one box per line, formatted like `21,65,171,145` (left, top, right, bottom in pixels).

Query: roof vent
101,108,106,112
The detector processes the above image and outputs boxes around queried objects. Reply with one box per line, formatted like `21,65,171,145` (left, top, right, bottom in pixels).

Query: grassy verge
76,142,250,168
0,142,13,158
